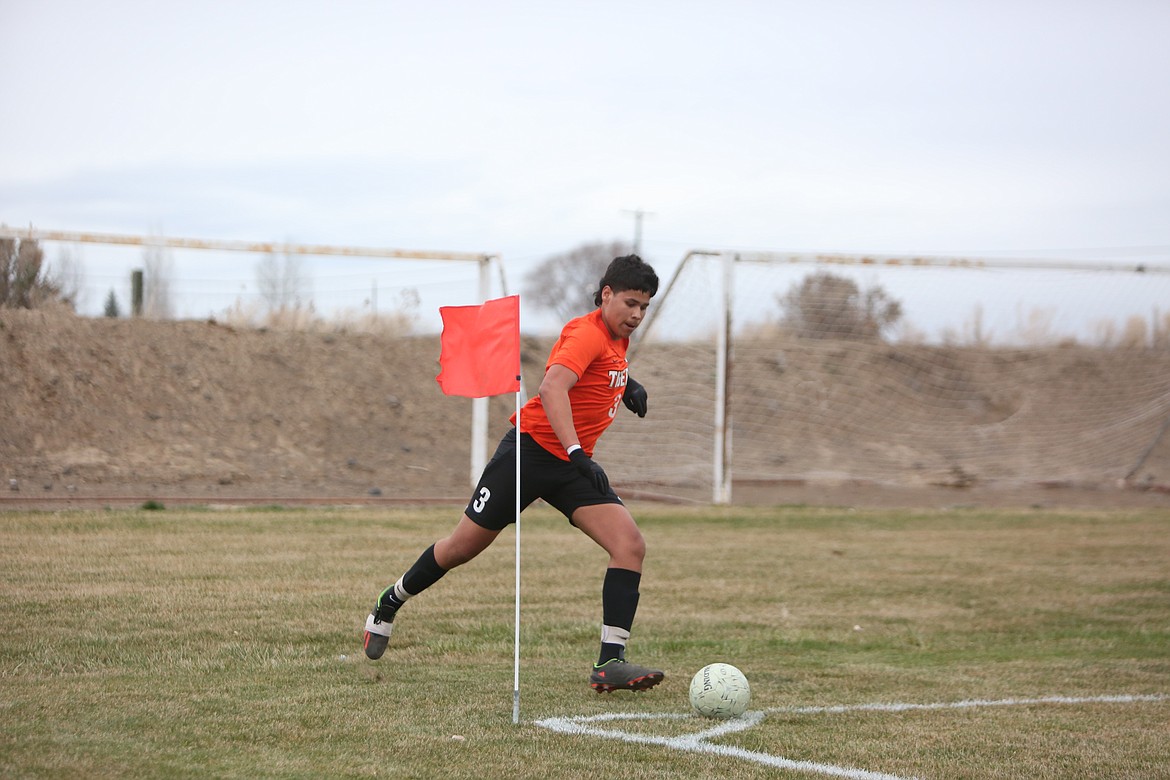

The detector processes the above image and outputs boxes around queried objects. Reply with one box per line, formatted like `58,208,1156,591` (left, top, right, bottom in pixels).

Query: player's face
599,286,651,339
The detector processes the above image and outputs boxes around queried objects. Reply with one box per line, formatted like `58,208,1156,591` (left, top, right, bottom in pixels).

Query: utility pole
622,208,655,255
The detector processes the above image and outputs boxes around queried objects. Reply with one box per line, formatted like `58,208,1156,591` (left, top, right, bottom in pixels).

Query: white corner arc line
534,693,1167,780
536,709,907,780
765,693,1168,717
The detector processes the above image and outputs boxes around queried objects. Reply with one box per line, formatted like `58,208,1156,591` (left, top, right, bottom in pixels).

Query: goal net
595,251,1170,502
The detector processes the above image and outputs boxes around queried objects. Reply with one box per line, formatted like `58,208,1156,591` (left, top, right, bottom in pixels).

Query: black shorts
464,429,623,531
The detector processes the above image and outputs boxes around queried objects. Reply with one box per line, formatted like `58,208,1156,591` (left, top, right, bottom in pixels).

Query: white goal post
595,250,1170,503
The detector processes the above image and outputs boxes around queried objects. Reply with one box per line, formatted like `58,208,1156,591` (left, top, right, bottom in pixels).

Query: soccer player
363,254,664,692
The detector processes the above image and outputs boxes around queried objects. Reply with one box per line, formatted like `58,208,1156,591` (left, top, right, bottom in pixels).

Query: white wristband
566,444,582,456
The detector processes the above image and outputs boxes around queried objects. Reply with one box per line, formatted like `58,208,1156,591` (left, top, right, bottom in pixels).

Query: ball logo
689,663,750,719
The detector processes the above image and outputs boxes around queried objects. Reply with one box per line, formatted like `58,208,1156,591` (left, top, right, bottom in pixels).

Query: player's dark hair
593,254,659,306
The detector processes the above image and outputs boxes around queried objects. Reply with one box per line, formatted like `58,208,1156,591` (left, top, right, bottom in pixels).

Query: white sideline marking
534,694,1167,780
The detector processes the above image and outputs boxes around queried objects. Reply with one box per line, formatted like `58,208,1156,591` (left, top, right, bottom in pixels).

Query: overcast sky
2,1,1168,327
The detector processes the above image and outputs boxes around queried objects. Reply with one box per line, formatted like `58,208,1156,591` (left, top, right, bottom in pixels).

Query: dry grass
1,504,1167,778
217,298,417,336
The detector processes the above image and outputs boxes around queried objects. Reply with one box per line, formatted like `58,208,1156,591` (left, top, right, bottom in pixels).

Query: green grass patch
1,505,1166,778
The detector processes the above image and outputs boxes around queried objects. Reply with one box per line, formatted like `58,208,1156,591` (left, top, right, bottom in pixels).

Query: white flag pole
512,319,522,725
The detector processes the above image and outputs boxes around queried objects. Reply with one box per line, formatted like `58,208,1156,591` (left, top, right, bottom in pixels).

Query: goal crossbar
0,225,495,264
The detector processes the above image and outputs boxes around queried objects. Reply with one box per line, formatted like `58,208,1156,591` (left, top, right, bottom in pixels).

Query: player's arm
538,364,582,452
539,364,610,493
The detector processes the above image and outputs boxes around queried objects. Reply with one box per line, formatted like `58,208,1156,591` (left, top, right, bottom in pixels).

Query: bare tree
142,243,175,319
257,251,308,311
523,240,631,323
779,271,902,341
1,237,65,309
47,245,85,310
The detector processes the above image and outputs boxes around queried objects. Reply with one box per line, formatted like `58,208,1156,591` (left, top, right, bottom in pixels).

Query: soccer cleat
363,611,393,660
363,585,406,660
590,659,665,693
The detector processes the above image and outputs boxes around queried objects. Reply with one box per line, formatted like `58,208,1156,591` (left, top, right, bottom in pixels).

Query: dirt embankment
2,308,1168,510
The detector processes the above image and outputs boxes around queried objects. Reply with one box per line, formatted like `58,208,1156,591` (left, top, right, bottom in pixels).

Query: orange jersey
513,308,629,459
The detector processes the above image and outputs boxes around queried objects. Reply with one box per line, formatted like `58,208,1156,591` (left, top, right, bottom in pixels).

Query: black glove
569,448,611,494
623,377,648,418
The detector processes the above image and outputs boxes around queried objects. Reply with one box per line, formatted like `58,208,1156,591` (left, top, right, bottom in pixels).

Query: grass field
1,504,1167,779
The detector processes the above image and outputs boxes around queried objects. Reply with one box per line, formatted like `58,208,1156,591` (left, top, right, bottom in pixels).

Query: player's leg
571,503,663,692
572,501,645,572
364,433,518,660
363,516,503,660
433,514,503,568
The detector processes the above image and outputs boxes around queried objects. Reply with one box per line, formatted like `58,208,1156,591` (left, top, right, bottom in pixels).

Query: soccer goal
595,250,1170,503
0,225,509,488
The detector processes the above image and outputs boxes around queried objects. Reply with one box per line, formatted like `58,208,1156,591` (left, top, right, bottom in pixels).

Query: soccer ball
688,662,750,719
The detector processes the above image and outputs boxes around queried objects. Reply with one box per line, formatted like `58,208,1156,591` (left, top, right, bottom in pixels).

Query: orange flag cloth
435,295,521,398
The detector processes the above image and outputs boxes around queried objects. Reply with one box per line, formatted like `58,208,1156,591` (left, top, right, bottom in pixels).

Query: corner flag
435,295,521,398
435,293,525,724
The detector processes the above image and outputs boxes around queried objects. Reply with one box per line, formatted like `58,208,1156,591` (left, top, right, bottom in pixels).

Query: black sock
599,567,641,664
377,545,448,619
402,544,448,594
598,642,626,664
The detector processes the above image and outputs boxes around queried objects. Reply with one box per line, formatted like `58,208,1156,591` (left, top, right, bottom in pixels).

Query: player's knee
439,545,474,568
434,536,483,568
623,528,646,564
